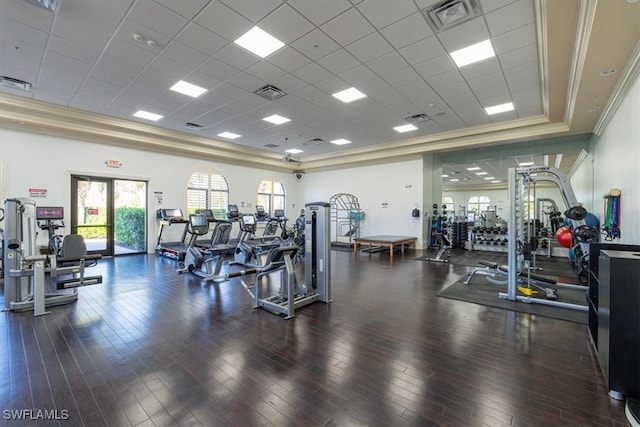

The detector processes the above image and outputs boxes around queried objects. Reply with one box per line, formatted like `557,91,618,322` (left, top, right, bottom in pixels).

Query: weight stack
453,222,468,249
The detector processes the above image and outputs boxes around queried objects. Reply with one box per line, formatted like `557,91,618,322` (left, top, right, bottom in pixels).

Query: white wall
589,73,640,244
570,150,595,212
0,128,300,251
303,159,425,245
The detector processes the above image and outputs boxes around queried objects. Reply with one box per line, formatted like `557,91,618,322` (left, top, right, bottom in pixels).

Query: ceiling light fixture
450,39,495,67
554,153,563,169
330,139,351,145
483,177,495,180
599,69,617,77
170,80,207,98
450,178,460,182
234,26,285,58
218,132,241,139
491,180,500,183
475,172,488,175
442,174,449,178
519,161,534,166
466,166,481,171
485,102,515,115
285,148,303,154
263,114,291,125
133,110,163,121
332,87,367,103
393,124,418,133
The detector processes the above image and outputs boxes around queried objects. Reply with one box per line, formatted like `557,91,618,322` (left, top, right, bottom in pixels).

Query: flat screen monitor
36,206,64,220
196,209,215,219
162,209,183,219
228,205,239,218
190,214,208,227
274,209,285,218
242,214,255,225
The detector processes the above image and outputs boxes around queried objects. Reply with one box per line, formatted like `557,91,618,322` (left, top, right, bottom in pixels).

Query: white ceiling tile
48,36,100,64
479,0,520,14
0,0,55,31
154,0,212,19
398,36,445,65
503,61,538,81
437,17,491,52
426,70,465,88
236,92,272,109
214,44,261,70
127,0,189,38
51,15,111,48
507,74,539,91
292,62,332,84
346,32,393,63
58,0,123,34
456,109,491,126
493,23,535,55
1,34,44,62
267,47,312,72
42,51,92,75
382,67,423,88
317,49,360,74
176,23,228,57
320,8,375,46
228,71,265,91
271,74,308,93
292,86,325,102
380,12,433,49
257,4,315,44
499,44,537,70
145,56,191,80
68,98,106,113
245,61,287,84
161,40,209,68
444,91,479,107
1,18,49,48
91,65,144,87
290,29,341,61
356,0,417,28
467,72,506,91
366,51,409,76
436,82,472,99
78,77,125,97
313,76,347,95
218,0,281,23
485,0,534,36
114,19,171,53
414,55,456,80
338,65,378,86
197,58,240,81
99,39,157,76
86,0,134,15
458,58,502,80
195,1,252,41
287,0,351,26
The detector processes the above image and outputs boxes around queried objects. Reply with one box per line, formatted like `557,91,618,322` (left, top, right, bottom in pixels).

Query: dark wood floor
0,249,628,426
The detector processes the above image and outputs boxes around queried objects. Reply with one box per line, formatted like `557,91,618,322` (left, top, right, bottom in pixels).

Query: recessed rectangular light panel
263,114,291,125
485,102,515,115
234,26,285,58
330,139,352,145
450,39,495,67
332,87,367,103
286,148,303,154
393,124,418,133
170,80,207,98
133,110,163,121
218,132,241,139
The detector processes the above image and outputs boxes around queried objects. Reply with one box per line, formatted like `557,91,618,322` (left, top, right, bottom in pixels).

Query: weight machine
36,206,65,256
500,166,590,310
3,198,102,316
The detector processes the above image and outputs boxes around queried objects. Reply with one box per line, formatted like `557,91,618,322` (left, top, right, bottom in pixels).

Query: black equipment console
195,209,217,222
36,206,64,220
189,214,210,235
227,204,240,221
36,206,65,255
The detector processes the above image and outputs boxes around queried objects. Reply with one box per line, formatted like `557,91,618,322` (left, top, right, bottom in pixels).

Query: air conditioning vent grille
264,143,280,148
305,138,326,145
254,84,287,101
183,122,204,130
405,113,430,123
421,0,483,33
0,76,32,91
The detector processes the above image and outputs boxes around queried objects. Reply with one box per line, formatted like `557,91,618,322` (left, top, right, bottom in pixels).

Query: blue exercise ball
564,216,572,226
584,212,600,227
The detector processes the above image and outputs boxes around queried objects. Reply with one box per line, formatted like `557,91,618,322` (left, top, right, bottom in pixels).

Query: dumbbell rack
465,227,551,256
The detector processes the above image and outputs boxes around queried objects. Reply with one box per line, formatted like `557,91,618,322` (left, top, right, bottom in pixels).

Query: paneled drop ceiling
0,0,639,176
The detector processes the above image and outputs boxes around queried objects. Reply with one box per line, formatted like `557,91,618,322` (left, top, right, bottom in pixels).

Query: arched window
257,180,285,216
467,196,491,214
442,196,454,208
187,172,229,219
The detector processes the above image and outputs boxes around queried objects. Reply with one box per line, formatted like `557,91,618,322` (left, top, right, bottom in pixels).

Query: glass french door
71,176,147,256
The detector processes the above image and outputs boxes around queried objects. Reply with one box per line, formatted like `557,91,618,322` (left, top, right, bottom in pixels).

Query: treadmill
155,209,189,261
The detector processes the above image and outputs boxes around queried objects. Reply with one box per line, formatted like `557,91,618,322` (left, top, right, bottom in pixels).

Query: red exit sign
87,208,99,215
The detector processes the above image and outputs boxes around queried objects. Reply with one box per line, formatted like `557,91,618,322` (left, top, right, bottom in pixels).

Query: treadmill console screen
242,214,255,225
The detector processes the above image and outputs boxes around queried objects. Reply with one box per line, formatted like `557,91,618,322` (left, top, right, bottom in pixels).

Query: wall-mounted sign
87,208,99,215
106,159,121,168
29,188,47,198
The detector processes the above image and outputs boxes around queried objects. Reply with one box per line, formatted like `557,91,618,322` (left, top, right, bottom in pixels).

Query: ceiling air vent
0,76,32,91
264,143,280,148
304,138,326,145
405,113,430,123
24,0,59,12
421,0,483,33
183,122,204,130
254,84,287,101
